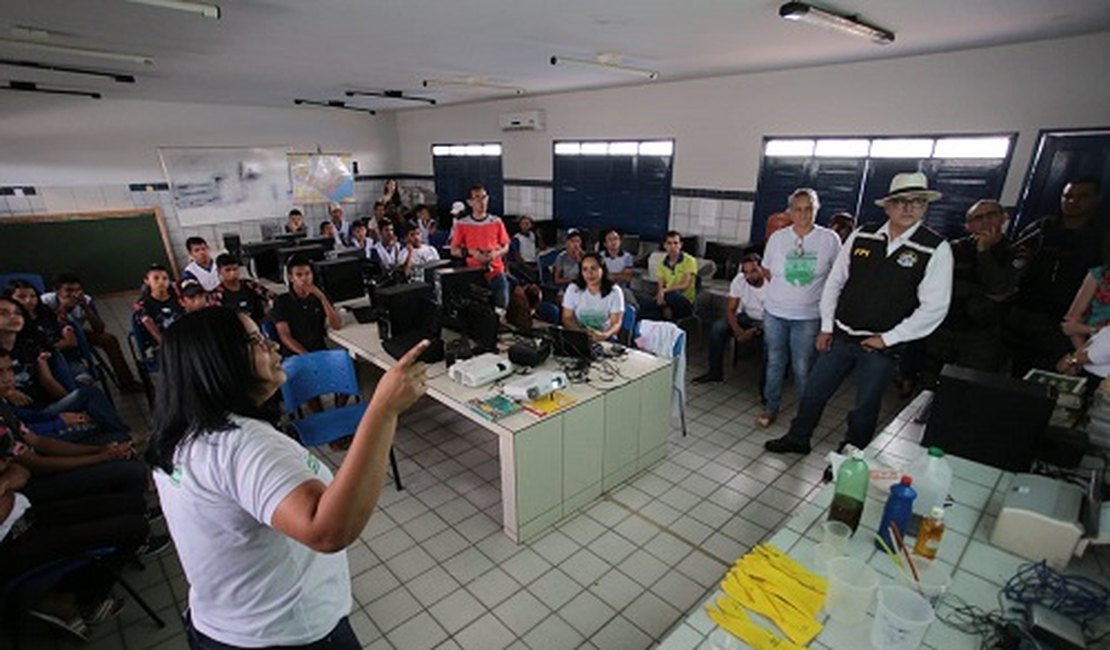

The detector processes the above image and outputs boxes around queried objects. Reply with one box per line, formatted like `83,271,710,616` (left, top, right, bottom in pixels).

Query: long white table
329,323,674,543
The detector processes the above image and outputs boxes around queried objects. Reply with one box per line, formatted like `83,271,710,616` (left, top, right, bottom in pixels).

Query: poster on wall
288,153,355,205
158,146,293,226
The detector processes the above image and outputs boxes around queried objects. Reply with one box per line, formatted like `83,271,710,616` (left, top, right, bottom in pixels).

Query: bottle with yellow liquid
912,506,946,560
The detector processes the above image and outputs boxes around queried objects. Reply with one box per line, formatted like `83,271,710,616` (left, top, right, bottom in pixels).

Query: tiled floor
9,296,907,650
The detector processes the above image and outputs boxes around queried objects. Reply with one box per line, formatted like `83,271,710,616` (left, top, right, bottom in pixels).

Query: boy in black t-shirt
271,256,342,356
211,254,272,324
134,265,183,345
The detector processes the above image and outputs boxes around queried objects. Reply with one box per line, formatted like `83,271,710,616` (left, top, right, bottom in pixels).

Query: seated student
414,204,437,243
640,231,698,321
6,281,88,382
508,215,540,284
178,279,210,314
561,253,625,341
328,203,351,247
211,253,272,324
693,252,767,384
346,220,373,257
371,221,403,272
271,255,343,357
320,220,337,241
0,458,148,641
0,301,132,445
182,237,220,292
41,273,140,391
286,208,306,234
553,229,585,286
135,264,184,346
399,222,441,283
600,227,638,308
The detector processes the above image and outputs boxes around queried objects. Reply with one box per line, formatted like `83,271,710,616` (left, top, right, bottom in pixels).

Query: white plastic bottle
907,446,952,518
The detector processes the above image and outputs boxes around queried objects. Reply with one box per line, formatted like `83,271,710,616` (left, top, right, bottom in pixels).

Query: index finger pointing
397,339,431,368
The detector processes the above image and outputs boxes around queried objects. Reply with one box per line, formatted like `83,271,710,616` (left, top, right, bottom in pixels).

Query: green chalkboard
0,209,176,295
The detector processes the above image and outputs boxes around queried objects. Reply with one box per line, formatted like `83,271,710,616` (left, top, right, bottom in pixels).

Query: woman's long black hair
145,307,274,473
572,252,614,297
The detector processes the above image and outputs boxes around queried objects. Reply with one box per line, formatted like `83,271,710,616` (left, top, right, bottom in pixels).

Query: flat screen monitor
431,266,490,331
241,240,287,281
312,257,365,303
271,231,306,243
277,245,326,275
300,236,336,252
375,282,436,338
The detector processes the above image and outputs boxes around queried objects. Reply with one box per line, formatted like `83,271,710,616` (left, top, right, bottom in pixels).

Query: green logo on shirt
170,467,183,486
305,452,321,475
784,250,817,286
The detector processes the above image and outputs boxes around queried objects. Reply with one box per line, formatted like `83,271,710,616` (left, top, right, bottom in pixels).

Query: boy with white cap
766,172,953,454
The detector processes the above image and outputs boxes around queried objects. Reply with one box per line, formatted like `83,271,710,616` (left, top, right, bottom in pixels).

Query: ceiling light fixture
345,90,436,106
2,80,100,99
124,0,221,19
422,78,525,95
293,99,376,115
549,53,659,80
0,58,135,83
778,2,894,45
0,39,154,66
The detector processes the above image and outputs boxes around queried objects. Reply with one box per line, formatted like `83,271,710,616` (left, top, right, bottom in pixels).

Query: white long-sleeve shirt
819,220,953,347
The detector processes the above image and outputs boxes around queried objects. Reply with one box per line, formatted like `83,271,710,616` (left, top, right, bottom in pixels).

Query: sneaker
84,596,126,625
27,610,89,641
764,435,811,454
691,373,723,384
137,534,173,559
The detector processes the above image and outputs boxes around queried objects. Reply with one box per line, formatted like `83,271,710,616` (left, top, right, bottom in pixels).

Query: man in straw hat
766,172,953,454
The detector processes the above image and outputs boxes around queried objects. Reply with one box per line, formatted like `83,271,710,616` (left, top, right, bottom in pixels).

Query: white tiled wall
503,184,554,220
668,197,752,246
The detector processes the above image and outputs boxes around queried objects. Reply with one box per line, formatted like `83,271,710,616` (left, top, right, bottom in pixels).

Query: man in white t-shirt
756,188,841,427
398,223,441,282
694,252,767,384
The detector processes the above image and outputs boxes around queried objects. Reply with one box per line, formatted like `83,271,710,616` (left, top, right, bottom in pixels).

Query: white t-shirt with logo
762,225,841,320
729,274,767,321
399,244,441,281
153,415,350,647
562,283,625,332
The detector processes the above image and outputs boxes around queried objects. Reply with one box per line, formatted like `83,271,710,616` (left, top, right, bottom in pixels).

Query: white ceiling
2,0,1110,111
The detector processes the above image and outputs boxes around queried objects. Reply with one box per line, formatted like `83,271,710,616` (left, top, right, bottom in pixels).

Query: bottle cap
900,475,913,486
929,506,945,519
928,447,945,458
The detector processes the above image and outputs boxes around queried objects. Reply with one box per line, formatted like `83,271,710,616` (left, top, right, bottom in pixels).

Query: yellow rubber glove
706,597,808,650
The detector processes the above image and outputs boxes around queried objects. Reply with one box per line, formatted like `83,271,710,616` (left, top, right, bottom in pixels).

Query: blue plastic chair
619,304,638,345
0,273,45,294
280,350,403,490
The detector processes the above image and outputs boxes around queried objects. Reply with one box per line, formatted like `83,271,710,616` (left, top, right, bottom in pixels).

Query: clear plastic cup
825,557,878,624
822,520,852,552
897,558,951,608
871,586,935,650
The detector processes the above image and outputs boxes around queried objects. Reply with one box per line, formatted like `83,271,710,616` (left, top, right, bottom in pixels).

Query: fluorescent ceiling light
345,89,436,106
815,138,870,158
124,0,220,19
765,139,815,157
550,53,659,80
779,2,894,45
0,58,135,83
932,137,1010,159
292,99,375,115
0,39,154,66
870,139,934,158
2,80,100,99
422,78,525,95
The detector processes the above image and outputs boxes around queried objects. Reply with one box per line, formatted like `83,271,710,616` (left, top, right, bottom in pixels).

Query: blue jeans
488,273,510,309
761,313,820,414
706,315,762,379
40,385,131,438
186,614,360,650
784,336,900,449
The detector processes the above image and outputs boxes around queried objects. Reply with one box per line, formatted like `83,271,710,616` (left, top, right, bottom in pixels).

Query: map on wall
158,146,293,226
288,153,355,205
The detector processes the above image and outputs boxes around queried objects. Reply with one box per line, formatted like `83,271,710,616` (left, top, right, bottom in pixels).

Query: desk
658,392,1109,650
330,323,674,543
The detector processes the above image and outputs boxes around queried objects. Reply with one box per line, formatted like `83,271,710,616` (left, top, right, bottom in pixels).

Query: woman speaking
145,308,427,649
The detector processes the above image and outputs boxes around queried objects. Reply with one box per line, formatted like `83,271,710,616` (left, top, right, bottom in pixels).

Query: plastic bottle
876,476,916,552
912,506,946,560
907,446,952,519
828,450,869,534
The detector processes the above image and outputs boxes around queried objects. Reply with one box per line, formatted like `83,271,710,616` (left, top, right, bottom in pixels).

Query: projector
502,370,568,401
448,353,514,387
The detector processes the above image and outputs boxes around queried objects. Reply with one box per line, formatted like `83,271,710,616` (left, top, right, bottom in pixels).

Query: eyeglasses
245,332,277,349
887,197,929,209
470,194,489,201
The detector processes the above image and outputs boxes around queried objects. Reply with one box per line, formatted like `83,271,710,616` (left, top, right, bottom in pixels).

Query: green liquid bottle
828,450,869,534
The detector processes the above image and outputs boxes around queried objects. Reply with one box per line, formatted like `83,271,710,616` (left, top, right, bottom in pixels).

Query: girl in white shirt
561,252,625,341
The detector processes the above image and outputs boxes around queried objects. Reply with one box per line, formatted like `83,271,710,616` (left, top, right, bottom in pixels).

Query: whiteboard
288,153,355,205
158,146,293,226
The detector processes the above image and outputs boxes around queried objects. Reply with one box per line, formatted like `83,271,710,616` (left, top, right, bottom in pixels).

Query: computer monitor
277,245,326,275
465,301,499,354
430,266,490,329
300,236,336,251
241,240,287,281
312,257,365,303
270,231,306,244
222,233,242,258
374,282,436,339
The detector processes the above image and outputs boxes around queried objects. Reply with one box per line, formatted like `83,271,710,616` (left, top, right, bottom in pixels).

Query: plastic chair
280,350,403,490
619,304,638,346
1,548,165,649
127,313,159,407
0,273,45,294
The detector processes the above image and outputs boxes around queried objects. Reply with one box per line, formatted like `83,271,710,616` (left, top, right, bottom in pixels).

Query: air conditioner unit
499,110,545,131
